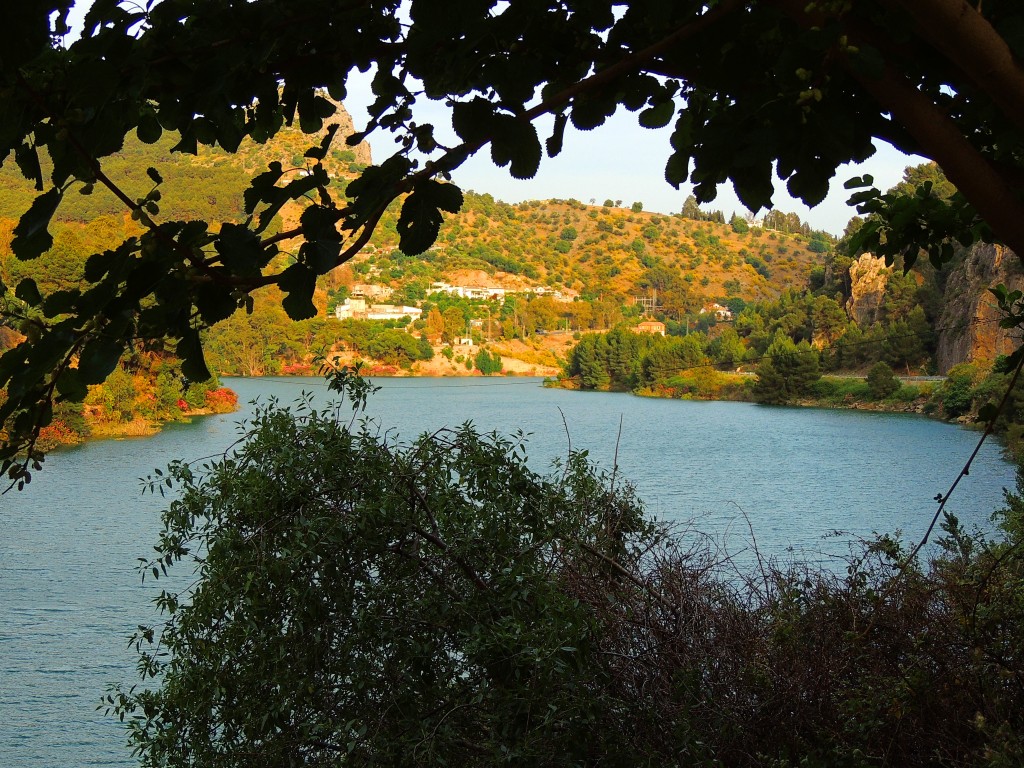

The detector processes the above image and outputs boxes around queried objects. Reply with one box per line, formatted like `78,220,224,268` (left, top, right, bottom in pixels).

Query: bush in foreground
109,373,1024,767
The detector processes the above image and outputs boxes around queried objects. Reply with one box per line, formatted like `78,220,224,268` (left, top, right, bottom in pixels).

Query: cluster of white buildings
428,282,577,303
334,296,423,322
429,282,507,300
333,282,580,324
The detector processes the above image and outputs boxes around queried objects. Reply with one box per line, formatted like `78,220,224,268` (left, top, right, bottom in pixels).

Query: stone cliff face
846,254,890,326
205,99,372,175
936,243,1024,373
329,101,373,166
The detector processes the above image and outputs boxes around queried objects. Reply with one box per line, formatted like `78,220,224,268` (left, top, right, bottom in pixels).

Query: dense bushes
753,333,821,404
565,327,705,391
112,376,1024,767
473,347,503,375
84,356,235,426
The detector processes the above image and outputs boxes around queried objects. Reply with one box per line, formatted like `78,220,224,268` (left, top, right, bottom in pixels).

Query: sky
63,1,923,236
344,72,922,236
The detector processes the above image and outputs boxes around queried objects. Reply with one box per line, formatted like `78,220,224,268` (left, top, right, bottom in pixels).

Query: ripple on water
0,378,1016,767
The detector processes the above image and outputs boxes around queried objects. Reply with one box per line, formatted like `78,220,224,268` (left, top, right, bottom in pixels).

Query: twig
905,349,1024,567
573,539,676,613
610,413,624,494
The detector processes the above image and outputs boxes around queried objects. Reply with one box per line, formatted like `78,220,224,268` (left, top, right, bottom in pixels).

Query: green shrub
867,361,901,399
114,372,1024,767
940,363,980,417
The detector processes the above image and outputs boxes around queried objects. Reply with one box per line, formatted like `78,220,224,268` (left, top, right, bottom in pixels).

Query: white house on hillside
334,297,422,323
430,282,507,300
700,303,733,321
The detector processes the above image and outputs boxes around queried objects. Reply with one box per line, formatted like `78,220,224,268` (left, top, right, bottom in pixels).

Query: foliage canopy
113,375,660,766
5,0,1024,479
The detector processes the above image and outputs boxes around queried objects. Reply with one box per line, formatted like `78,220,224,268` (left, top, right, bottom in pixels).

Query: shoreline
41,369,975,454
39,390,240,452
557,372,942,419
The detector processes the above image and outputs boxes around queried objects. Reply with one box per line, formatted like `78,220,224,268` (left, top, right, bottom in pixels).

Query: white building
700,303,733,321
430,282,507,300
334,297,422,323
365,304,423,322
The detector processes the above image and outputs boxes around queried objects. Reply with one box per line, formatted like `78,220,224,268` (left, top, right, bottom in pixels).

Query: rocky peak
198,98,372,176
846,254,890,326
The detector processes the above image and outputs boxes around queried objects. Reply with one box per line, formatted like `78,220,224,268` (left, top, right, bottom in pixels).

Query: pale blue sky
64,1,921,236
343,71,920,236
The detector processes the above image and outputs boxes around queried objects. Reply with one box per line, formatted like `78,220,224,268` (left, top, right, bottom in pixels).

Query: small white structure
700,303,733,321
334,296,368,320
635,320,666,336
365,304,423,322
334,297,422,323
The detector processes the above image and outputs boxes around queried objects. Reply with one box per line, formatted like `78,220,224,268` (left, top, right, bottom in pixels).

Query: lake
0,376,1016,767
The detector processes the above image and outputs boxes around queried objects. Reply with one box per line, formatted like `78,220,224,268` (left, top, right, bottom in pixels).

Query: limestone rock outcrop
203,98,372,176
936,243,1024,373
846,254,890,326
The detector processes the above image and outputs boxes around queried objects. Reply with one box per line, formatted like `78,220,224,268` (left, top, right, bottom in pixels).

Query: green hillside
358,193,829,311
1,108,829,317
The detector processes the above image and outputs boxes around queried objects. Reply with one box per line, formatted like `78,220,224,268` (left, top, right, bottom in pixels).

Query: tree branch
771,0,1024,257
848,59,1024,256
413,526,490,592
893,0,1024,134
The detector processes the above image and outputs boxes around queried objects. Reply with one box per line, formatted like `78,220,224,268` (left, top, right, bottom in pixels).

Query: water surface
0,377,1015,766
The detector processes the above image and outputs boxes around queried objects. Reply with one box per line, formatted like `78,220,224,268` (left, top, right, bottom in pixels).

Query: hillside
355,194,827,311
1,100,827,313
4,99,1014,431
0,99,843,383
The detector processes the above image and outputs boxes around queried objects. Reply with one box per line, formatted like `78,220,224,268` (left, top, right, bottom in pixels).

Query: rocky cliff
197,98,372,175
936,243,1024,373
846,254,890,326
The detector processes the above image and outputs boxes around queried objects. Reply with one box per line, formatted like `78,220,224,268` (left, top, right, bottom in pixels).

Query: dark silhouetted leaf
278,264,318,320
15,278,41,306
137,114,163,144
177,329,212,381
55,368,88,402
638,100,674,129
194,283,237,325
491,116,541,180
78,336,125,384
304,124,340,160
12,189,61,260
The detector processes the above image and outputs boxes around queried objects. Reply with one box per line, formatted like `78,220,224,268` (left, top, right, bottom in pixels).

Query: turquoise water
0,377,1016,766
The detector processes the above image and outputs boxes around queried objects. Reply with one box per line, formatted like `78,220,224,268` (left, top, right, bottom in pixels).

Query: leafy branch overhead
5,0,1024,481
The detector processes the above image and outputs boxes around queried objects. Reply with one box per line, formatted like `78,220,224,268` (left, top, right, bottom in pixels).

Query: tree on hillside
729,214,750,234
867,360,901,399
6,1,1024,479
473,347,503,375
753,332,821,404
680,195,704,221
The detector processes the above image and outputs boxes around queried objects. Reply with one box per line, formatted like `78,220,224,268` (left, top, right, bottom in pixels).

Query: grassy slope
360,194,824,306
